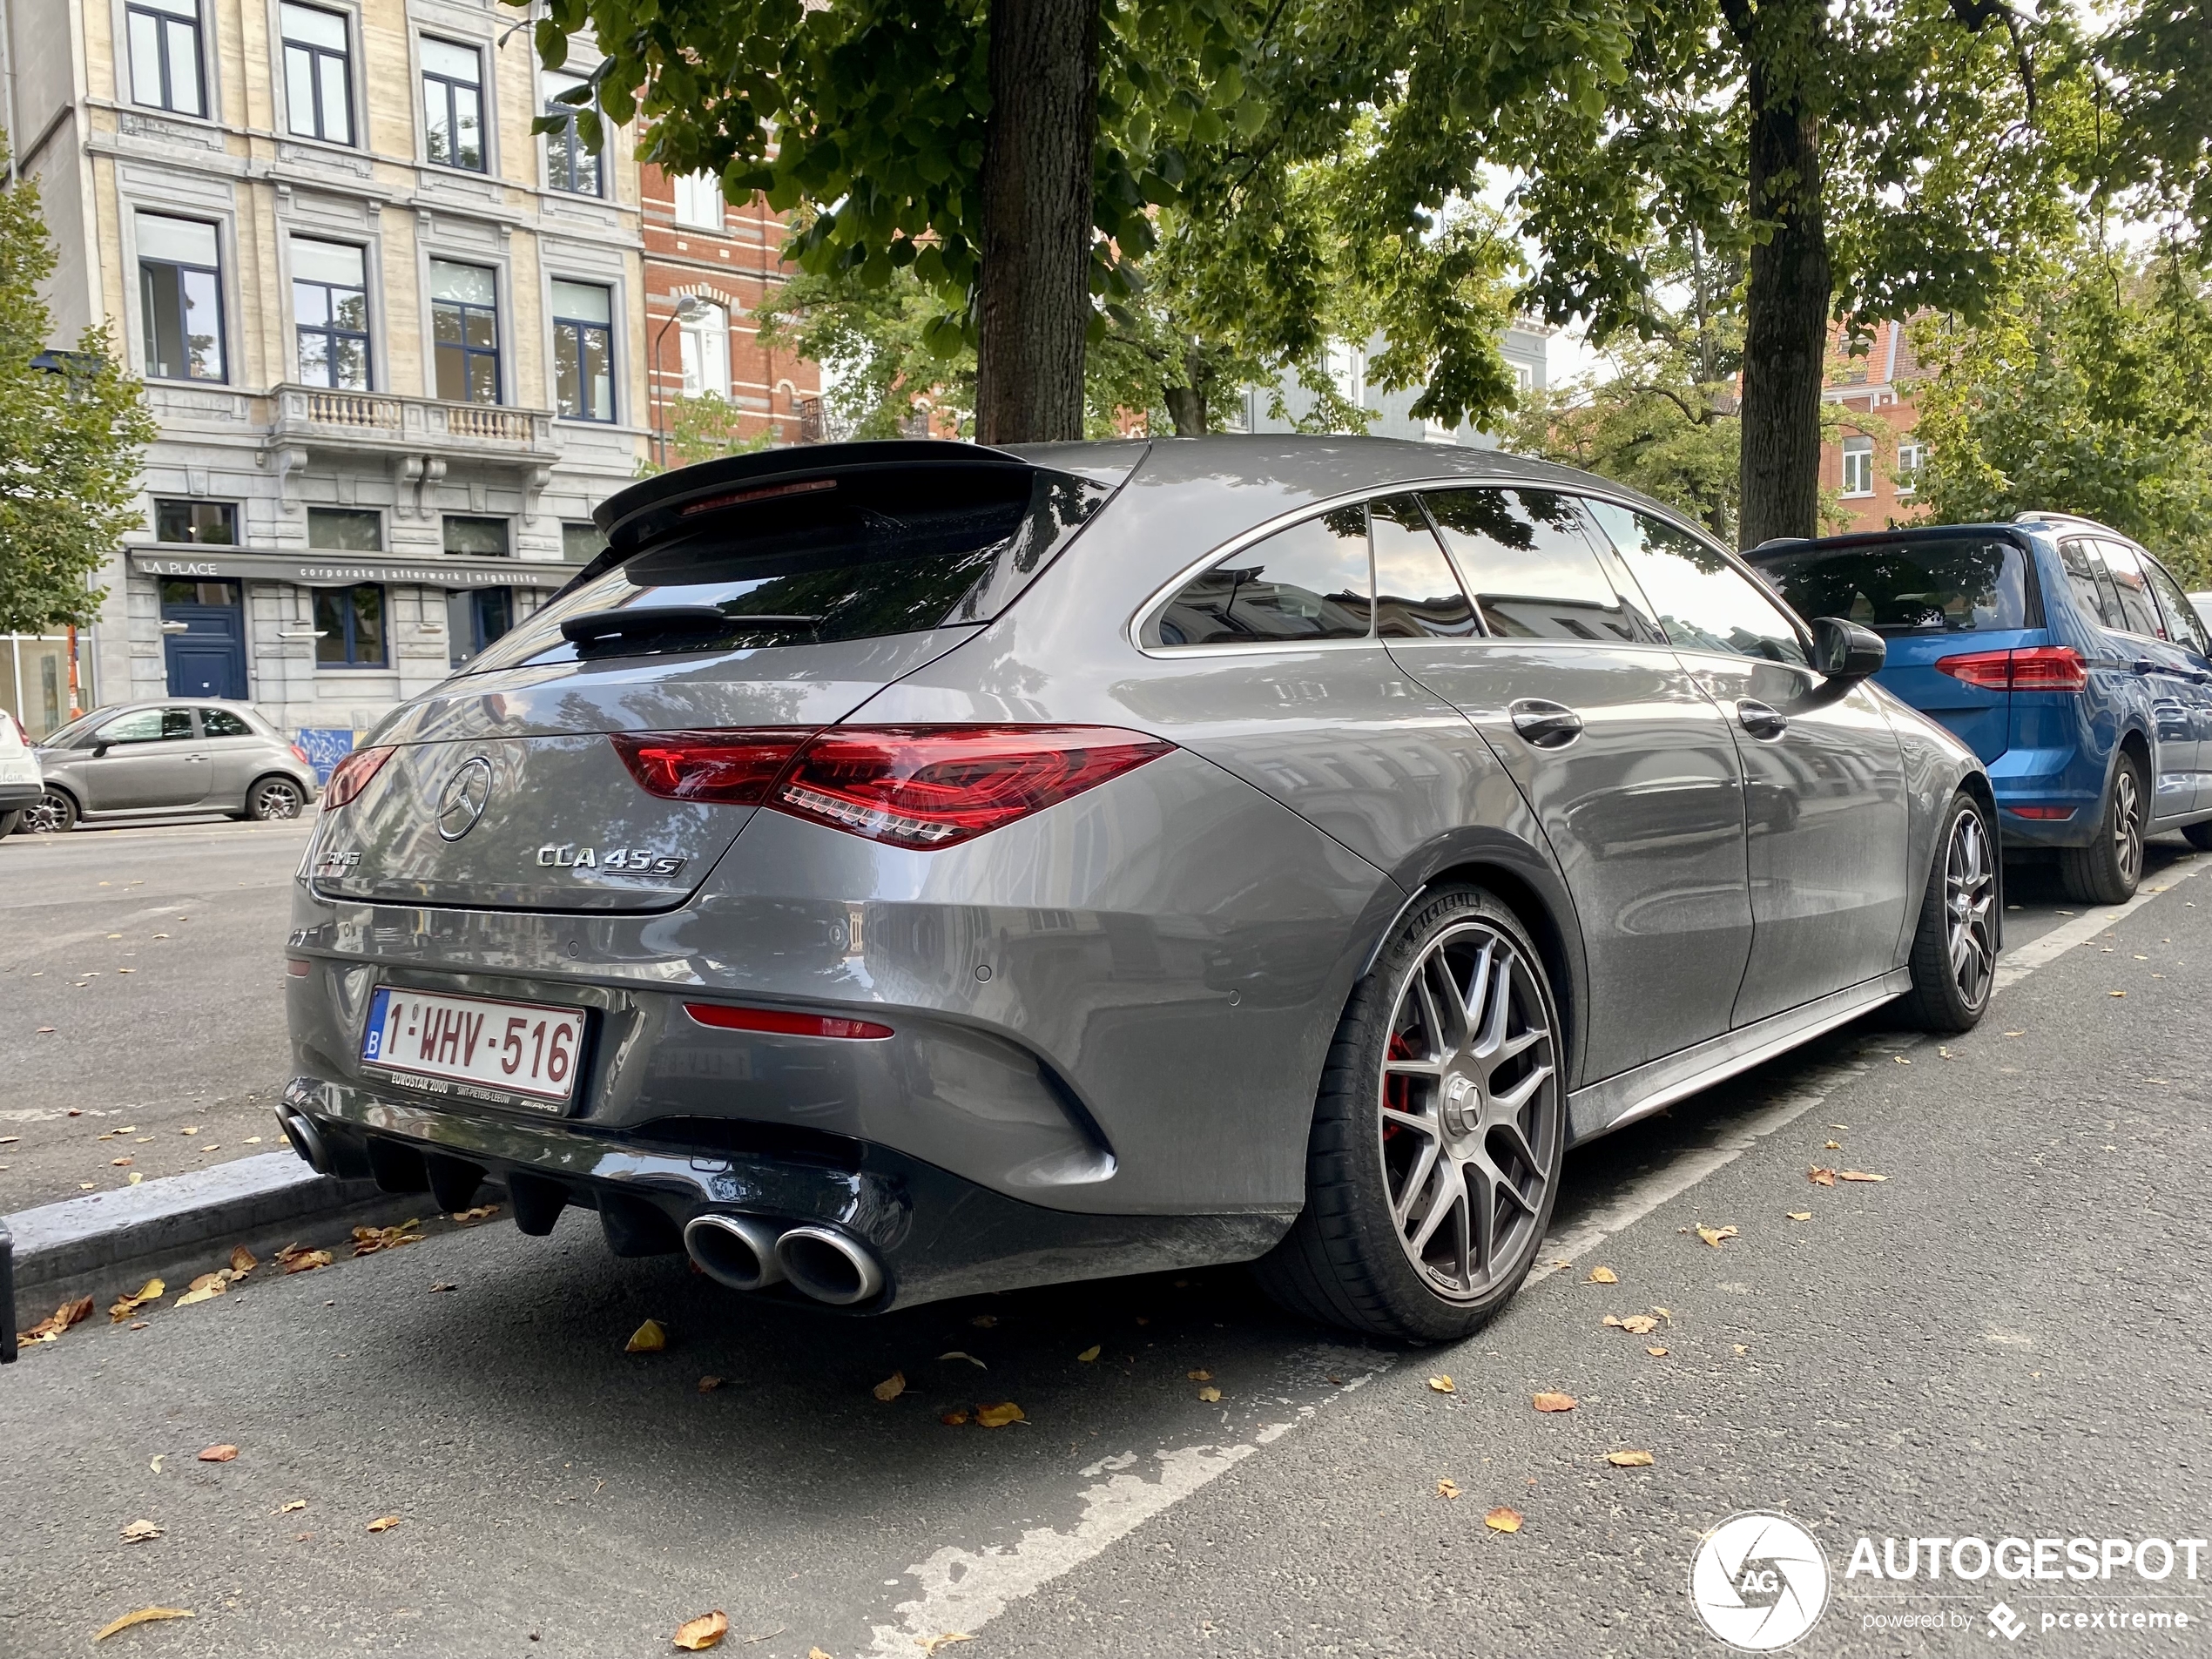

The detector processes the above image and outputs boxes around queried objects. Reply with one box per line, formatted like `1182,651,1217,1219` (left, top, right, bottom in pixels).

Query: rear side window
199,707,253,737
1423,488,1636,640
1588,502,1809,667
2097,541,2165,639
1371,496,1476,638
2059,538,2121,629
1753,536,2028,635
1150,506,1372,647
2138,552,2210,654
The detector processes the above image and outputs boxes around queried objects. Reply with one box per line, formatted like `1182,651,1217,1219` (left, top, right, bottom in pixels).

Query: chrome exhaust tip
683,1213,788,1291
276,1108,329,1175
774,1225,885,1306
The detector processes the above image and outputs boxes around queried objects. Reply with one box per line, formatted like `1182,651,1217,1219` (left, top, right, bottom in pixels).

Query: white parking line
859,864,2205,1653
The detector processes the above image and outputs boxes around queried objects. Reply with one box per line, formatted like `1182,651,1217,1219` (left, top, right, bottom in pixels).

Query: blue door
160,579,247,700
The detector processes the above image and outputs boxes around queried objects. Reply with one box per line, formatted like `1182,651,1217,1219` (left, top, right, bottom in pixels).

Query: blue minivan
1750,513,2212,904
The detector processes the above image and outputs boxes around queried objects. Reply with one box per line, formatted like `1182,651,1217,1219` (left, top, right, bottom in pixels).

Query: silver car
24,699,319,832
0,705,41,834
280,438,1995,1339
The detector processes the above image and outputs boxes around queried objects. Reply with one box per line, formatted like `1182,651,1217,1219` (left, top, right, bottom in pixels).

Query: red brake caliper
1381,1031,1413,1139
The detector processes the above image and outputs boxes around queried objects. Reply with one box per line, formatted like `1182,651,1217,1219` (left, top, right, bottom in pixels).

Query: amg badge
536,843,686,879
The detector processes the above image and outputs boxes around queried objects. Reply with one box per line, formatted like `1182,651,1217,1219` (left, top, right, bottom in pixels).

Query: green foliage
757,261,975,441
2098,3,2212,238
0,152,155,634
1912,242,2212,584
647,395,778,474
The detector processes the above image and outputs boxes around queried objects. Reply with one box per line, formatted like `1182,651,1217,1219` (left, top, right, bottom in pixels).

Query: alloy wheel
2112,765,2144,888
253,779,305,820
23,792,71,833
1377,921,1559,1301
1944,806,1996,1009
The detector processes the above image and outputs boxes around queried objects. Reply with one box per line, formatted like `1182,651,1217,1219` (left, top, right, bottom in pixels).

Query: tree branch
1947,0,2037,118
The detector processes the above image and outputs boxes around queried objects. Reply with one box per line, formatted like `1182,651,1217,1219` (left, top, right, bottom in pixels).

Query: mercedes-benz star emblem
435,757,494,841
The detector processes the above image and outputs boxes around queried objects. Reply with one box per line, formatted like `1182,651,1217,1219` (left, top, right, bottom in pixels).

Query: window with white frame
280,3,353,145
421,37,486,172
672,172,725,230
550,280,615,421
127,0,206,117
138,213,226,382
678,300,730,397
1841,435,1874,497
292,237,370,389
542,71,602,195
1897,439,1925,495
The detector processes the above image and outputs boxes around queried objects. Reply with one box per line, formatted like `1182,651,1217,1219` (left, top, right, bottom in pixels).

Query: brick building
1821,318,1930,534
638,164,822,458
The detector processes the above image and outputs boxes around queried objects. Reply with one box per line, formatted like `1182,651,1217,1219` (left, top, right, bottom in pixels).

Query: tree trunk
1162,338,1208,435
975,0,1100,444
1737,36,1831,548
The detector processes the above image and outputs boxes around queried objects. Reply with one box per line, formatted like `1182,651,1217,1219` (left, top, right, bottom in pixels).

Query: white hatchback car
0,707,42,835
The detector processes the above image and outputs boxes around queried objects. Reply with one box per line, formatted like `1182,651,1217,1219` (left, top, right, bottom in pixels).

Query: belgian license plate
361,987,586,1106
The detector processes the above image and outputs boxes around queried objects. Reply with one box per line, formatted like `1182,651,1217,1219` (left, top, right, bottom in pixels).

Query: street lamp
650,293,709,471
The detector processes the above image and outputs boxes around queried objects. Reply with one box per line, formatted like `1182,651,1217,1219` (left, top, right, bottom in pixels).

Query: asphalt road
0,818,315,1211
4,840,2206,1657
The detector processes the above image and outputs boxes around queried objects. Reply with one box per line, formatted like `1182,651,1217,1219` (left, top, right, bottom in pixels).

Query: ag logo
1689,1511,1830,1650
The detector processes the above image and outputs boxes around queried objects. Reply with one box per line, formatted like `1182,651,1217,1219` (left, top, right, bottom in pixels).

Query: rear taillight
684,1002,893,1040
321,745,394,810
614,725,1175,849
5,711,25,747
1934,645,2087,693
290,741,310,765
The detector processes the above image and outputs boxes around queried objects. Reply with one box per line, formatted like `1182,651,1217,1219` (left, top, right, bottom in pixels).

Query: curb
5,1152,379,1305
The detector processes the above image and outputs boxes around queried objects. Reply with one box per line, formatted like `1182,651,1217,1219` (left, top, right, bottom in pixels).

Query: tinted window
1423,488,1636,641
1150,506,1372,648
2057,538,2115,629
199,707,253,738
1588,501,1808,667
1752,536,2027,635
2138,552,2210,656
2098,541,2164,638
98,708,192,744
1371,496,1476,639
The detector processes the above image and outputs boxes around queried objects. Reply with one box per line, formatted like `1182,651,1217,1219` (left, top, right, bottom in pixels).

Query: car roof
1743,523,2036,561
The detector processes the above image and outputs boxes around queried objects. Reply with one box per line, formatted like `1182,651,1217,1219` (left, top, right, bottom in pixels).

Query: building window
678,299,729,397
127,0,206,118
314,583,386,666
280,3,353,145
447,587,514,667
551,280,615,421
543,71,603,195
672,172,724,231
561,521,606,563
1841,435,1874,497
152,500,237,544
420,38,485,172
293,238,370,390
138,214,226,383
1897,440,1925,496
443,515,509,557
307,507,382,550
430,260,500,404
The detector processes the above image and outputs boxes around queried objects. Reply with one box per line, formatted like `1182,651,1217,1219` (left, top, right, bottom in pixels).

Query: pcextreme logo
1690,1511,1832,1651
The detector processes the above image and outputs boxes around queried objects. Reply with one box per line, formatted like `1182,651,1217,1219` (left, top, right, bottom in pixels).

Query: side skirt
1565,968,1911,1145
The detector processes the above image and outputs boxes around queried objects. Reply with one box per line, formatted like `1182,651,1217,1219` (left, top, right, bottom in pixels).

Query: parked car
280,437,1994,1341
0,707,41,835
1750,514,2212,905
21,699,319,832
2190,590,2212,638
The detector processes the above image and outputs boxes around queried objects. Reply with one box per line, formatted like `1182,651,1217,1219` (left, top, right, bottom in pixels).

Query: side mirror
1811,617,1885,682
90,740,111,758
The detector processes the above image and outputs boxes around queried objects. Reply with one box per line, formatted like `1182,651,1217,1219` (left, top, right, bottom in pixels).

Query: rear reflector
684,1002,894,1041
2007,806,2077,820
285,957,313,977
614,725,1175,849
1935,645,2087,692
321,745,395,810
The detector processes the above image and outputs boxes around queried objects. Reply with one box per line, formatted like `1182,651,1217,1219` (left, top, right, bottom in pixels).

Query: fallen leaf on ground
940,1410,969,1426
148,1456,164,1474
1426,1374,1455,1393
1603,1313,1660,1335
673,1610,729,1651
350,1221,424,1258
1695,1225,1738,1247
1197,1386,1222,1402
428,1282,456,1294
111,1157,133,1167
276,1244,332,1274
452,1205,499,1223
1823,1140,1841,1150
809,1649,835,1659
1807,1167,1838,1186
873,1372,907,1402
1586,1265,1618,1284
198,1445,238,1463
698,1377,724,1394
2109,990,2126,998
1187,1369,1212,1381
1787,1211,1813,1222
974,1402,1025,1428
919,1635,974,1656
127,1173,143,1186
1436,1479,1461,1500
365,1515,401,1533
19,1295,95,1346
1838,1170,1888,1183
118,1519,164,1543
939,1352,986,1368
2005,1030,2024,1037
1076,1345,1101,1363
94,1608,192,1641
1646,1346,1669,1357
229,1245,256,1276
280,1501,307,1514
174,1271,236,1307
1606,1450,1656,1467
1893,1055,1912,1064
1532,1393,1577,1413
1484,1507,1524,1534
1733,1344,1750,1356
109,1279,165,1322
626,1320,667,1353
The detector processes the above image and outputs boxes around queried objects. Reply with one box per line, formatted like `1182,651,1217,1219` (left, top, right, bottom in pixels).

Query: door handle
1509,698,1584,748
1736,699,1789,740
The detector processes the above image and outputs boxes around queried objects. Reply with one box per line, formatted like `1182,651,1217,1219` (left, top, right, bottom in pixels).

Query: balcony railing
268,385,557,457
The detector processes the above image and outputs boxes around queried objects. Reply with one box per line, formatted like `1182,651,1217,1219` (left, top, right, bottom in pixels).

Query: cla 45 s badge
536,843,687,878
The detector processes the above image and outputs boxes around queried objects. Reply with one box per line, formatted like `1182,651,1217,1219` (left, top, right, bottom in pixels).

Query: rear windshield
461,463,1109,676
1752,536,2030,636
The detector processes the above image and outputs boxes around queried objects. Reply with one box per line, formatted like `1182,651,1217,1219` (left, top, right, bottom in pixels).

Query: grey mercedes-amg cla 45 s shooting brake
281,436,1996,1339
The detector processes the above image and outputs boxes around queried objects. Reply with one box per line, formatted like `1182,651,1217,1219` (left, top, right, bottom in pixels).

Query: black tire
21,787,77,833
2058,750,2147,905
244,774,307,822
0,809,18,837
1895,791,1998,1033
1254,885,1566,1342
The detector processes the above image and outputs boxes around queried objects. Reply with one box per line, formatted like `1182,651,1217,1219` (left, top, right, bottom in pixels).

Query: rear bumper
0,779,42,811
1987,747,2104,848
279,1075,1290,1312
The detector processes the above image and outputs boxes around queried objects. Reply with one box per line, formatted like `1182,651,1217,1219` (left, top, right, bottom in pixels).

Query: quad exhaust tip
682,1213,788,1292
774,1224,885,1306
